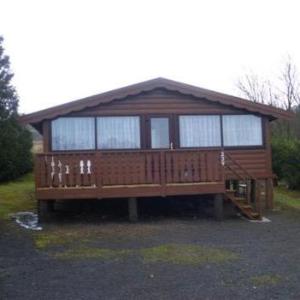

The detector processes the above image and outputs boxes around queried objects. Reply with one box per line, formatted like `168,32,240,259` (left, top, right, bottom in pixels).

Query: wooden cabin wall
41,89,273,181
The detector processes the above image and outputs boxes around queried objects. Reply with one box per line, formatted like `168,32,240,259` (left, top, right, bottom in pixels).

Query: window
97,116,141,149
179,115,221,147
150,118,170,149
51,117,95,150
222,115,262,146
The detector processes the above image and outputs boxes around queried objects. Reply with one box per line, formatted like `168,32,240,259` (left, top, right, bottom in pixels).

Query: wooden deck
35,149,225,200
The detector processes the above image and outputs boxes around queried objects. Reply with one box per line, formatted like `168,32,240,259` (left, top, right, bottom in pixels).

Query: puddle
10,212,42,230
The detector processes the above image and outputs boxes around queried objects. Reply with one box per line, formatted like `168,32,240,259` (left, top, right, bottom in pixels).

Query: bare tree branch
237,56,300,111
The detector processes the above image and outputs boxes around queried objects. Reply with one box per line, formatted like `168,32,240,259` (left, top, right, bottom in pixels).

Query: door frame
145,114,177,149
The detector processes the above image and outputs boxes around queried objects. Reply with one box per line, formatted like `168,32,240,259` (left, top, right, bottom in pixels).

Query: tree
237,56,300,139
0,36,32,181
0,37,18,118
237,57,300,189
237,72,276,105
237,56,300,111
279,56,300,111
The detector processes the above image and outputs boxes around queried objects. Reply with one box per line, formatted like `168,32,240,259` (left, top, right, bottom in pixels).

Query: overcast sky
1,0,300,114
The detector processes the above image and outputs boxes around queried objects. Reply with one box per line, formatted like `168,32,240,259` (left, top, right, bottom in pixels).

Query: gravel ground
0,209,300,300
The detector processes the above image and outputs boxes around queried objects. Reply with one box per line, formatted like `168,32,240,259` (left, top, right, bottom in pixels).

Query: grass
34,226,105,249
34,232,74,249
140,244,238,265
274,186,300,210
0,173,35,220
32,225,238,265
51,243,238,264
54,247,131,260
251,274,281,286
33,223,160,249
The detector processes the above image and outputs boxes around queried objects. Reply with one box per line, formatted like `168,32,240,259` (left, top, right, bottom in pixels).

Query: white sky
1,0,300,114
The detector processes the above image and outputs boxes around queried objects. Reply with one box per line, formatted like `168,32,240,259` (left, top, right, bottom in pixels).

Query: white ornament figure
220,151,225,166
65,165,70,174
80,160,84,174
58,160,62,184
87,160,92,174
51,156,55,181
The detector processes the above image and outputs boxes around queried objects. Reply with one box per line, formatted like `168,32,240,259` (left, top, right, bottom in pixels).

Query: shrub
272,137,300,189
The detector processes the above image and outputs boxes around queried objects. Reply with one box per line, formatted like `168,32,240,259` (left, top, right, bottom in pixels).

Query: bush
272,137,300,189
0,117,33,181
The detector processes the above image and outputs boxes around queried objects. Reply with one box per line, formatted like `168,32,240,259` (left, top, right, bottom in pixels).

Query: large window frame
96,116,142,150
50,115,143,152
49,114,265,152
51,117,96,151
221,114,264,148
177,113,265,150
178,115,222,148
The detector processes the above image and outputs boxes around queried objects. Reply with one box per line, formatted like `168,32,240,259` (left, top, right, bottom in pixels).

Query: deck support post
266,178,274,209
214,193,223,221
38,200,55,222
128,197,138,222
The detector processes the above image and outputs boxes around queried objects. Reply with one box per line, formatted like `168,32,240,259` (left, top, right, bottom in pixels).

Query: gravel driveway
0,209,300,300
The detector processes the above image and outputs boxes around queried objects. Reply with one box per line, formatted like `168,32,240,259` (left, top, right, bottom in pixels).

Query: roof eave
18,78,294,124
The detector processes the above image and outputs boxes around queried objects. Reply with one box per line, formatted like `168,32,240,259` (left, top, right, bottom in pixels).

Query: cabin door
146,116,175,150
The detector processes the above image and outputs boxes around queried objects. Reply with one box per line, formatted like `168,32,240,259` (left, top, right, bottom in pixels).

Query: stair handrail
224,153,256,181
223,152,262,219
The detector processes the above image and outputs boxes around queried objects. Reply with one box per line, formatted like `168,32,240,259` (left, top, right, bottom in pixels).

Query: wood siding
225,149,272,179
68,89,248,116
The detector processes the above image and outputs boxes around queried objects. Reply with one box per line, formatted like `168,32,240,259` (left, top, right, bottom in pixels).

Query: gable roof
20,77,293,125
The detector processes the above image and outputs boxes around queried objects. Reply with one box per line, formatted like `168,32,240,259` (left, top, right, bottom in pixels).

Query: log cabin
20,78,292,221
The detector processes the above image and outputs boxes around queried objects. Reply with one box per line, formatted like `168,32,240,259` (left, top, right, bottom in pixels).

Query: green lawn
0,173,35,220
274,186,300,210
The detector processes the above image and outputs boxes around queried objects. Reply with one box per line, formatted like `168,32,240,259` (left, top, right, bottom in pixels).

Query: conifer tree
0,36,32,181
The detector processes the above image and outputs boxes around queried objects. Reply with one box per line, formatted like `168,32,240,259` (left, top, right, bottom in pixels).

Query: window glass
51,117,95,150
179,115,221,147
151,118,170,149
97,116,141,149
222,115,262,146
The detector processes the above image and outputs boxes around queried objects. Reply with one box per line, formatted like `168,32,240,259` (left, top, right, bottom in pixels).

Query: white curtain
51,117,95,150
222,115,262,146
97,116,141,149
151,118,169,149
179,115,221,147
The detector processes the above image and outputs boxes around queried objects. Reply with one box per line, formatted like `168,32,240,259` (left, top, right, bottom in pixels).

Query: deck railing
35,149,224,189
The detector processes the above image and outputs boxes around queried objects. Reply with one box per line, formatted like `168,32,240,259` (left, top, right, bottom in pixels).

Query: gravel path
0,210,300,300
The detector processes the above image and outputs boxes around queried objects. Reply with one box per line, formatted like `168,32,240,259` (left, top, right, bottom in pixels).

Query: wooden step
239,205,251,209
225,192,261,220
234,197,245,201
226,189,236,195
234,198,248,204
251,212,260,218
